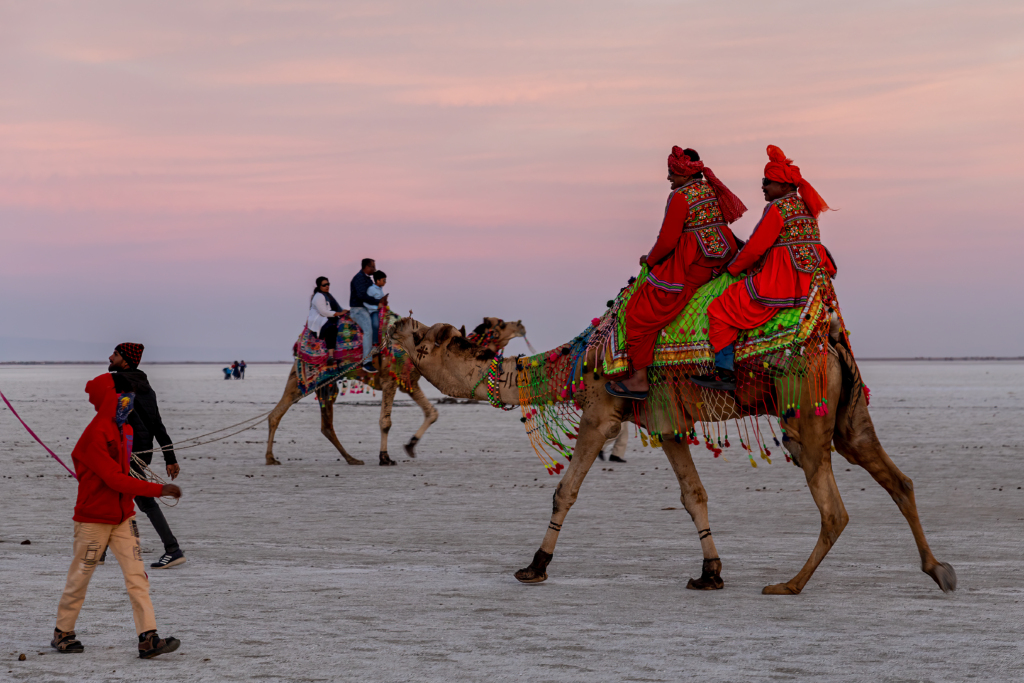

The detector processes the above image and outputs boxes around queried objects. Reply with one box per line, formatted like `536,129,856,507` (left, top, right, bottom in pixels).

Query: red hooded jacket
71,374,164,524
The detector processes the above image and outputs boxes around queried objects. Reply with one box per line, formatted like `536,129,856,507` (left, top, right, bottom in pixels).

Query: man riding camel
606,146,747,400
693,144,836,391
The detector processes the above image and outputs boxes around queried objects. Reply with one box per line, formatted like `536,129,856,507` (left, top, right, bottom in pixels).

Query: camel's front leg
265,365,301,465
660,438,724,590
514,410,614,584
763,418,848,595
403,380,438,458
320,395,364,466
377,371,398,466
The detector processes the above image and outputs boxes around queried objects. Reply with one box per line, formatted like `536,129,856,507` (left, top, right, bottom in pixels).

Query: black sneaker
51,629,84,654
690,368,736,391
608,455,627,463
596,450,605,461
138,630,180,659
362,362,378,374
151,549,186,569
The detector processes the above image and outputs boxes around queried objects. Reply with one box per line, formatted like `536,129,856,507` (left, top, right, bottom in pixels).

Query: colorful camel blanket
293,309,408,397
597,266,838,378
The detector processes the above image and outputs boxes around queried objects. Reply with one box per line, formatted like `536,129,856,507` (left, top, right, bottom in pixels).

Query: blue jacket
350,271,382,308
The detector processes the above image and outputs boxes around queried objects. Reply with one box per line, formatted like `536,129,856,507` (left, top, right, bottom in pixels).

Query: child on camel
606,146,747,400
693,145,836,391
51,373,182,658
365,270,387,347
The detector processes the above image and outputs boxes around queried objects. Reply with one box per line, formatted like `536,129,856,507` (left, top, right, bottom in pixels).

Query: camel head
470,317,528,351
391,317,499,398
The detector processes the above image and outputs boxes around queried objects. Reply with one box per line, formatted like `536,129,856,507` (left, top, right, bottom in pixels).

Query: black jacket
111,369,176,465
349,271,381,308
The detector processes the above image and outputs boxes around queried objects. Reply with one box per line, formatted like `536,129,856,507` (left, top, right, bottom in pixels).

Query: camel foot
762,582,801,595
926,561,957,593
265,457,281,466
514,549,552,584
345,457,365,466
686,558,724,590
404,437,419,458
379,451,397,466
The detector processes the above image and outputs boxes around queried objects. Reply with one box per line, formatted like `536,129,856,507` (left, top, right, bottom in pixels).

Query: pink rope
0,390,77,479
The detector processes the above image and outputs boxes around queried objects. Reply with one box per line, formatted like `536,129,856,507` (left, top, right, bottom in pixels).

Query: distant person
231,361,241,379
308,276,348,365
365,271,387,347
350,258,387,374
239,360,246,379
597,428,628,463
51,372,181,658
105,343,187,569
222,367,232,380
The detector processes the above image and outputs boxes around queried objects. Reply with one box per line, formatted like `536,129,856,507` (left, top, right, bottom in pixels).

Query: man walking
52,372,182,657
349,258,388,374
107,343,187,568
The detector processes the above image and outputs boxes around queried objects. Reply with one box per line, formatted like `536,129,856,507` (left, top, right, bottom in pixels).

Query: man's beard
108,363,117,371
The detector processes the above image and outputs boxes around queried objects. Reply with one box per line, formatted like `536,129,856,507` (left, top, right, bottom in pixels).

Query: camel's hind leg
402,380,438,458
265,364,301,465
660,438,724,590
377,370,398,466
514,409,615,584
319,392,364,466
832,347,956,591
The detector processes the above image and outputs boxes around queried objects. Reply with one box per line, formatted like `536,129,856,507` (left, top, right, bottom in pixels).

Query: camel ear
434,325,455,345
459,325,466,337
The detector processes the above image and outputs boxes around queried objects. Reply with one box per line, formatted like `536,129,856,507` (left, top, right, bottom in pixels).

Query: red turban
764,145,830,218
115,342,144,369
667,146,747,224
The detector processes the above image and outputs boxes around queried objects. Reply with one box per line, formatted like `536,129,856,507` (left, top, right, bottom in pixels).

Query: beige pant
604,429,628,459
56,516,157,635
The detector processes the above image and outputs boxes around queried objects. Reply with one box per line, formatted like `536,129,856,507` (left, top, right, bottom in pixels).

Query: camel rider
309,277,349,364
350,258,388,374
693,145,837,391
606,146,747,401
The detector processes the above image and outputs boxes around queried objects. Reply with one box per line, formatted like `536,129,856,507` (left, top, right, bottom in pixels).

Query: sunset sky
2,1,1022,360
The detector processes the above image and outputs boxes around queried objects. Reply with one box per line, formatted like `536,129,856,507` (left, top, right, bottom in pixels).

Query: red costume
625,148,746,371
72,374,163,525
708,145,836,352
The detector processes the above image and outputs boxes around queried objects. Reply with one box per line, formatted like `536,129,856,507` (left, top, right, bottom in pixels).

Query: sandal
604,381,648,401
51,629,84,654
138,630,180,659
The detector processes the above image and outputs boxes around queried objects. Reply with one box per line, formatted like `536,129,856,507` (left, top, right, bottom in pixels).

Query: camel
264,317,527,466
389,316,957,595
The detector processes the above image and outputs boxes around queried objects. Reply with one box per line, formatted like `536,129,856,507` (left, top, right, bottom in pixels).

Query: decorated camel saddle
293,309,406,397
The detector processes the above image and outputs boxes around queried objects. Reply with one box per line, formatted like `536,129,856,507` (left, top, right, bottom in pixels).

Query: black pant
132,451,180,554
317,318,339,350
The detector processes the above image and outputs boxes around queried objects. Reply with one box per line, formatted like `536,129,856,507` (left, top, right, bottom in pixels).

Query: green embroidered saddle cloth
601,266,836,377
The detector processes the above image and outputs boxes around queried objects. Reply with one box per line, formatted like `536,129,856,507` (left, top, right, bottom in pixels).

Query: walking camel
389,315,957,595
264,317,528,466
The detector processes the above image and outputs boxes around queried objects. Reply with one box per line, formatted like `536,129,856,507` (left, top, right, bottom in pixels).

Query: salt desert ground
1,361,1022,682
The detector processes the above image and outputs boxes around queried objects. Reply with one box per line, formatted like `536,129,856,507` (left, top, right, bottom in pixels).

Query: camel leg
319,393,364,466
660,438,724,590
403,381,438,458
265,365,302,465
514,410,615,584
377,371,398,466
763,415,848,595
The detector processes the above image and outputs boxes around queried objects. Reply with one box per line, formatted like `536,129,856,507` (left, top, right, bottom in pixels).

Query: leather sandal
604,381,648,401
138,630,180,659
51,629,84,653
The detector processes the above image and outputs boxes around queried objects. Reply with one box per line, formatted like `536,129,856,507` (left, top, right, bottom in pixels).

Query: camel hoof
515,548,553,584
514,568,547,584
379,451,397,466
686,557,724,590
266,458,281,466
762,583,801,595
403,444,417,458
346,458,365,466
927,561,957,593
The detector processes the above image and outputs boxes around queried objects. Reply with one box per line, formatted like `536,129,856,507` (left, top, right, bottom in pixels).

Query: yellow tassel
640,433,649,447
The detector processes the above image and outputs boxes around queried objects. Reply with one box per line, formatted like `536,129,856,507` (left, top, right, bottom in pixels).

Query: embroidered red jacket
728,193,836,308
71,374,164,524
646,179,738,293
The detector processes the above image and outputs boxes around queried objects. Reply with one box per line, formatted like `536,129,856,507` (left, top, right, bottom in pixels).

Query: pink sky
2,1,1022,360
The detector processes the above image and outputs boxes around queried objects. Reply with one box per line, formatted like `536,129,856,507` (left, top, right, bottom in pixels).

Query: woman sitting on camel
308,276,348,364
